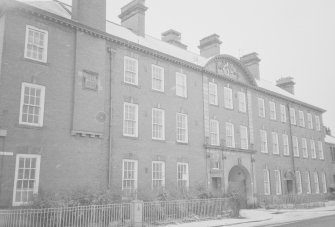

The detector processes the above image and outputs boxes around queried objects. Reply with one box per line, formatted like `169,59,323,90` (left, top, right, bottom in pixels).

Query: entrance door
228,180,247,208
286,180,293,194
228,165,251,209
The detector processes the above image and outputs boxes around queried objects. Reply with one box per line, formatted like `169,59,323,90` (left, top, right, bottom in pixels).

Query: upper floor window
290,108,296,125
24,25,48,63
258,98,265,118
176,113,188,143
83,71,98,90
176,72,187,98
122,159,138,196
210,119,220,146
302,138,308,158
152,161,165,190
124,56,138,85
310,140,317,159
225,122,235,148
272,132,279,155
19,83,45,127
283,134,290,155
209,82,218,105
298,110,305,127
307,113,313,129
240,125,248,150
318,141,324,160
152,108,165,140
238,91,246,113
280,104,287,123
269,101,276,120
13,154,41,206
292,136,299,157
224,87,233,109
152,65,164,92
315,116,321,131
260,129,268,153
123,102,138,137
177,162,189,190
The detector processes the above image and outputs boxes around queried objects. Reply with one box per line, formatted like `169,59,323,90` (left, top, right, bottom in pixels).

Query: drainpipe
286,103,297,194
107,47,115,188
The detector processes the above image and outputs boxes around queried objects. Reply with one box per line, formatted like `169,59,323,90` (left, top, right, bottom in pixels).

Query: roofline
8,1,327,113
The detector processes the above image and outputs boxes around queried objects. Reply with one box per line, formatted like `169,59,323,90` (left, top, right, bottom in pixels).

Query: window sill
151,89,164,94
122,135,139,140
122,81,140,88
23,57,49,66
176,141,188,145
17,123,43,129
175,95,188,99
152,138,166,143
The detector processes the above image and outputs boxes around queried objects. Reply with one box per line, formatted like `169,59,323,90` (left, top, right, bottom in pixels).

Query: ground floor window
177,162,189,190
305,171,311,194
295,171,302,194
274,170,282,195
322,172,327,193
122,159,138,196
314,172,320,194
13,154,41,206
263,168,270,195
152,161,165,190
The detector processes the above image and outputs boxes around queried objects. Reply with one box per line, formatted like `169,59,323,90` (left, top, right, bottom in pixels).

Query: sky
24,0,335,134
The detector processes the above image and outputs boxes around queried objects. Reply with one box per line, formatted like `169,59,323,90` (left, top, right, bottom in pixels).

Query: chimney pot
240,52,261,80
161,29,187,50
276,77,295,94
198,34,222,58
119,0,148,37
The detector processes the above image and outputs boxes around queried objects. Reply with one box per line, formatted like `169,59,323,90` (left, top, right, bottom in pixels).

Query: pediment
204,55,256,86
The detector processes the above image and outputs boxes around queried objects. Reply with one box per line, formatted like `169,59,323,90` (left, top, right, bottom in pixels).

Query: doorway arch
228,165,252,208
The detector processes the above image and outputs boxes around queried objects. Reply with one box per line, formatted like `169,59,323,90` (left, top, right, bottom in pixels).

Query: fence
257,193,328,208
0,198,234,227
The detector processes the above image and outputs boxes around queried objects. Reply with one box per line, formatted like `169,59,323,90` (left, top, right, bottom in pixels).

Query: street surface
256,214,335,227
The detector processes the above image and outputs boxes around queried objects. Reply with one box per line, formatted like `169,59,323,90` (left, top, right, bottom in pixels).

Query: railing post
131,200,143,227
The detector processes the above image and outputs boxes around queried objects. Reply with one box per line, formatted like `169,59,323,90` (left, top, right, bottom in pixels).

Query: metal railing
0,203,132,227
143,198,234,226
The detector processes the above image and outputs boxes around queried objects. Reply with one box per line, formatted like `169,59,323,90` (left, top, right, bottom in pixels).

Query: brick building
0,0,332,208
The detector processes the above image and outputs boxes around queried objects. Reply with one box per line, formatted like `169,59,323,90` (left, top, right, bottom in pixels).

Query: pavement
164,201,335,227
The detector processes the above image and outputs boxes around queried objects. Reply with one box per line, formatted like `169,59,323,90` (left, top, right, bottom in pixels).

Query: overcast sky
24,0,335,134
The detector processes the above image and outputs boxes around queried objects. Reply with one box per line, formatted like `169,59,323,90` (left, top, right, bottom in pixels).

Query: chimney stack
161,29,188,50
72,0,106,31
198,34,222,58
240,52,261,80
276,77,295,95
119,0,148,37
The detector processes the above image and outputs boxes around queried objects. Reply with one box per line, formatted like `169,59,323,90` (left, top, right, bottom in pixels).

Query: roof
325,135,335,144
14,1,326,112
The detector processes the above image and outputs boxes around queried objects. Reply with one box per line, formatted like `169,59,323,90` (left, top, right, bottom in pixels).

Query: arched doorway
228,165,251,208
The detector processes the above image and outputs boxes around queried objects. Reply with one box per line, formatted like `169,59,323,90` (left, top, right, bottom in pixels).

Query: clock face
217,61,239,80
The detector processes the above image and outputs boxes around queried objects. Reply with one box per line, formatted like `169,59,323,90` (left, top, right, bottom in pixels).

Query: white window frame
176,113,188,143
124,56,138,85
263,168,271,195
258,98,265,118
177,162,189,190
152,65,164,92
274,170,282,195
318,141,324,160
209,82,218,105
19,83,45,127
13,154,41,206
238,91,246,113
280,104,287,123
225,122,235,148
224,87,233,109
314,172,320,194
302,138,308,158
307,113,313,129
311,140,317,159
292,136,299,157
210,119,220,146
290,108,296,125
295,171,302,194
152,108,165,140
315,116,321,131
283,134,290,156
269,101,276,120
122,159,138,195
152,161,165,190
306,171,311,194
24,25,48,63
123,102,138,137
240,125,248,150
176,72,187,98
322,172,327,193
260,129,268,153
298,110,305,127
272,132,279,155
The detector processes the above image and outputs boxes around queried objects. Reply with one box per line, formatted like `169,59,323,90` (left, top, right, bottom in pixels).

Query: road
257,214,335,227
